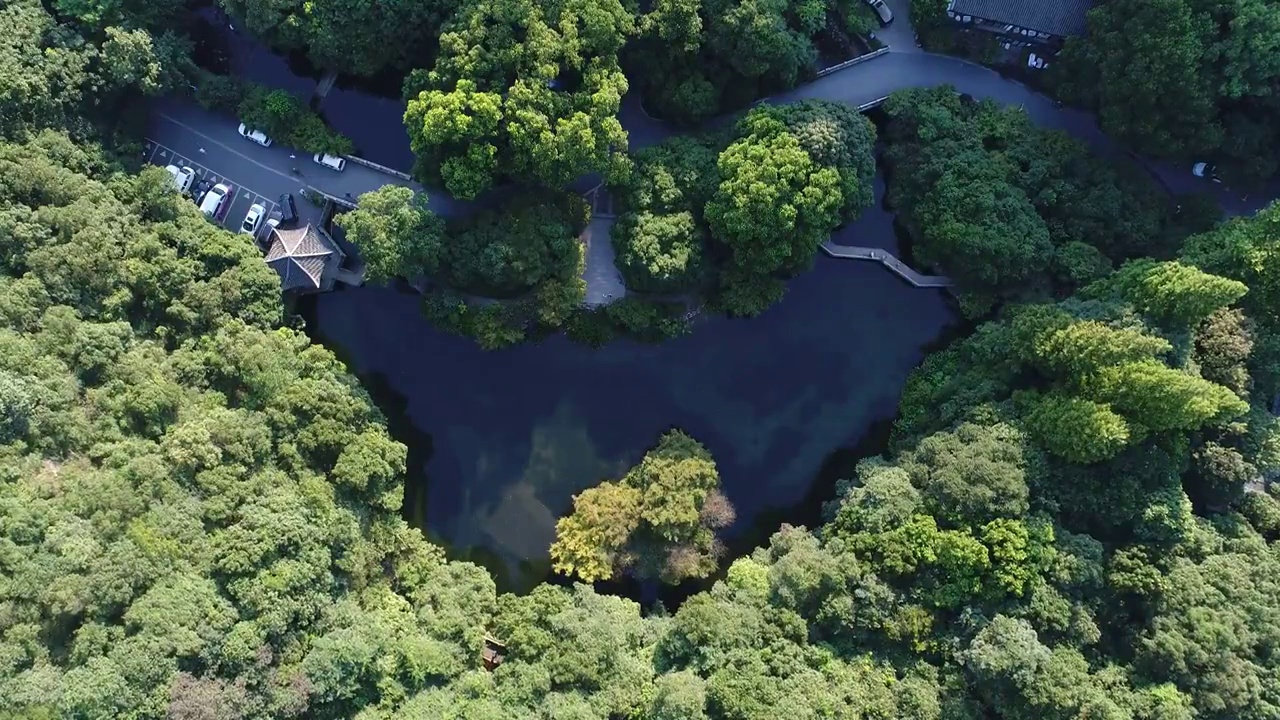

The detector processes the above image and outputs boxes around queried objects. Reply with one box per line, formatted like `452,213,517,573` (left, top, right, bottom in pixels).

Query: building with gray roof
948,0,1095,43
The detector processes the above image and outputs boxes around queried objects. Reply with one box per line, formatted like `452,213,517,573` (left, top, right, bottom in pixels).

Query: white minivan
165,164,195,193
238,123,272,147
199,183,232,218
313,153,346,172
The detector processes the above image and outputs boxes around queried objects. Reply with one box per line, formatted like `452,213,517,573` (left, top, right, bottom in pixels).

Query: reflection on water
450,402,629,573
305,250,956,591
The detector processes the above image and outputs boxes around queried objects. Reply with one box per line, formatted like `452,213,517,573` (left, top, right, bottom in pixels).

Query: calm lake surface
303,175,958,591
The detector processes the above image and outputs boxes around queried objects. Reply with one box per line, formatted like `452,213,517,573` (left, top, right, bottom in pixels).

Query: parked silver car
866,0,893,24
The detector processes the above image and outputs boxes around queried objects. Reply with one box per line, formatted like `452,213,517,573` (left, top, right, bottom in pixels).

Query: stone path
581,186,625,306
820,242,953,288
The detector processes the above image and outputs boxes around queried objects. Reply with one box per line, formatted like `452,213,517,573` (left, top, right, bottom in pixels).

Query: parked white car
199,183,231,218
865,0,893,24
238,123,272,147
1192,162,1222,183
240,203,266,235
165,164,195,193
313,153,346,172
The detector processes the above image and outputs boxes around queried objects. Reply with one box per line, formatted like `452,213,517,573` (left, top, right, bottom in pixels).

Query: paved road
174,16,1279,219
155,24,1279,300
622,51,1278,218
581,187,626,306
147,98,471,218
874,0,923,54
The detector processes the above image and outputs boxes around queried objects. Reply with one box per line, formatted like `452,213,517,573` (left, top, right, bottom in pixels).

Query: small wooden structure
482,634,507,671
264,224,348,293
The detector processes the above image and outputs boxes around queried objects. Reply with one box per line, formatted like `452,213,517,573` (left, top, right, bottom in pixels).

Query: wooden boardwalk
820,241,953,288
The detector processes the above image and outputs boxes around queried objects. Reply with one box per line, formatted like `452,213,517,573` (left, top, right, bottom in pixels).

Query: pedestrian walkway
581,216,626,306
314,71,338,101
588,186,616,218
820,241,952,288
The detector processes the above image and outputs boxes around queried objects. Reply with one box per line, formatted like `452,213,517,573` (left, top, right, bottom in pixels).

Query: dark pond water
301,176,958,592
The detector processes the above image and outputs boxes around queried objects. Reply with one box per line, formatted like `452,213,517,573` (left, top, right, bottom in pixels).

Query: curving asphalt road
620,52,1276,218
149,30,1279,299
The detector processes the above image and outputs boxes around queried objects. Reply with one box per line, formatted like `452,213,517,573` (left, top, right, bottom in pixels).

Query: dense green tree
755,100,877,219
1193,308,1255,395
627,0,861,122
913,154,1052,290
705,114,841,282
609,102,873,315
1084,359,1248,435
1052,0,1280,183
236,86,353,155
0,0,183,142
402,81,503,199
1133,523,1280,719
441,197,583,298
403,0,633,194
611,211,705,293
610,137,718,293
1182,203,1280,395
647,671,709,720
0,369,34,442
335,186,444,283
1096,260,1248,327
1028,319,1173,378
898,421,1036,525
1021,392,1132,464
5,25,1280,720
616,137,721,217
883,87,1184,308
705,0,814,90
551,430,735,583
1056,0,1220,157
0,133,484,720
219,0,456,76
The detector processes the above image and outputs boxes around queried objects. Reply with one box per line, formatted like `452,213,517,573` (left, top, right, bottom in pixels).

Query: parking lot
143,139,279,239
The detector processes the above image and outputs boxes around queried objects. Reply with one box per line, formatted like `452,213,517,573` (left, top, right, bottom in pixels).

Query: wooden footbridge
820,241,953,288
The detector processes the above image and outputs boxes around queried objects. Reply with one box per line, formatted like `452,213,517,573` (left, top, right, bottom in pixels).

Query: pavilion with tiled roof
264,224,346,292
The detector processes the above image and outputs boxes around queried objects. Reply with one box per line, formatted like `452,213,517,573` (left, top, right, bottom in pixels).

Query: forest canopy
3,0,1280,716
1053,0,1280,184
3,134,1277,718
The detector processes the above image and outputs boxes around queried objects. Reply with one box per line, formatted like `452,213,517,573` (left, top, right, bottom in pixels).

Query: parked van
313,153,346,172
278,193,298,225
165,164,195,193
238,123,273,147
199,183,231,218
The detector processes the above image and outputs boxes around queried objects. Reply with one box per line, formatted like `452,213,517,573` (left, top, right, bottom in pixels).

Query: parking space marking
145,140,280,240
145,139,289,243
216,182,238,226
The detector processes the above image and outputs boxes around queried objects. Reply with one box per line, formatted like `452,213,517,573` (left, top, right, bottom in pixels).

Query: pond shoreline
300,218,959,595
